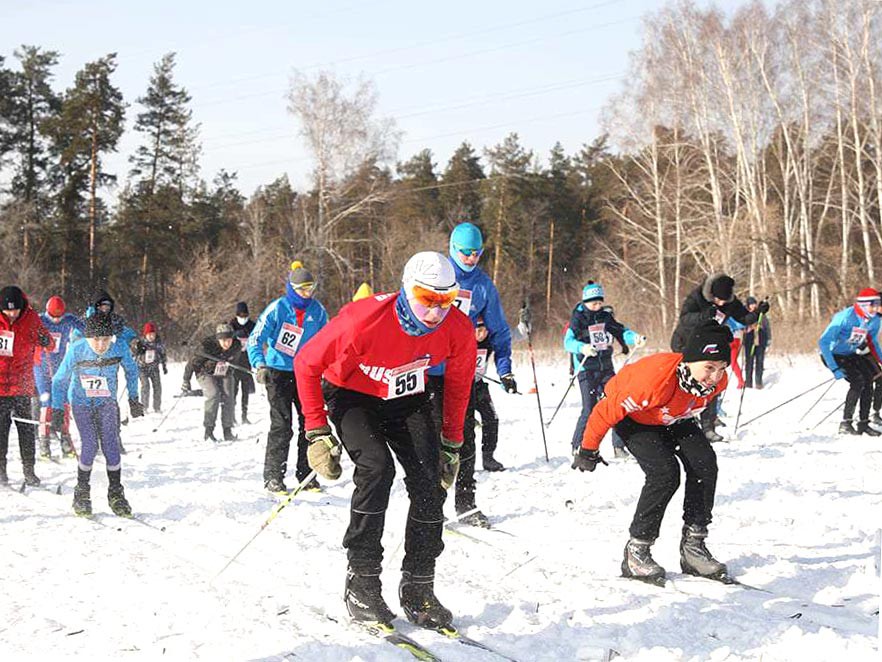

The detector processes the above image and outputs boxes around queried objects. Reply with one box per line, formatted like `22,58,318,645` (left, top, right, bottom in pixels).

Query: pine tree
440,142,484,224
44,54,125,283
392,149,441,228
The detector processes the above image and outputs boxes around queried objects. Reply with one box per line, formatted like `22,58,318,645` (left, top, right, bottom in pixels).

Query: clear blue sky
2,0,713,197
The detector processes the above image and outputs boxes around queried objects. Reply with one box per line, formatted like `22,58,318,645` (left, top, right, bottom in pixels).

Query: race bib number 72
79,375,111,398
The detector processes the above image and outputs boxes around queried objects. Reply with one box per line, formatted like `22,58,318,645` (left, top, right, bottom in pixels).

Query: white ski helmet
401,251,459,300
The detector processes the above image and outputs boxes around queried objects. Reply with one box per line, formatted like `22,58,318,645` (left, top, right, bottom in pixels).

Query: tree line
1,0,880,353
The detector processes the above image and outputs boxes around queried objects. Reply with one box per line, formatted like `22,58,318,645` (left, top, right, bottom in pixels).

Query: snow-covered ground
1,353,879,661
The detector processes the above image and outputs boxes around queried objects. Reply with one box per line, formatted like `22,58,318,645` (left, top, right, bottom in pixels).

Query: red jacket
0,298,55,397
581,352,727,451
295,294,477,445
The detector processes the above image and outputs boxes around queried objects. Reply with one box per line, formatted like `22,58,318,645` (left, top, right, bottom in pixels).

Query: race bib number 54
386,358,430,400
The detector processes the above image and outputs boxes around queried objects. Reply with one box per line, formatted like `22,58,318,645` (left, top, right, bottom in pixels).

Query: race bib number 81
0,330,14,357
80,375,111,398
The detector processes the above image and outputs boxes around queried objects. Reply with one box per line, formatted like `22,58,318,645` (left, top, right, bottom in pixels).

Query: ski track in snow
1,354,879,661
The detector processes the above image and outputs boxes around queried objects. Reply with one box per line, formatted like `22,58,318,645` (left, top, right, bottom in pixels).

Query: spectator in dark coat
742,297,771,389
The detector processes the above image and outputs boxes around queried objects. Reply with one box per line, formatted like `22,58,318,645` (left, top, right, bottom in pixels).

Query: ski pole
738,377,835,429
798,380,837,424
810,401,845,431
194,351,255,376
11,416,40,426
733,313,763,435
479,373,523,395
521,304,549,462
214,469,318,580
152,395,184,433
546,353,590,428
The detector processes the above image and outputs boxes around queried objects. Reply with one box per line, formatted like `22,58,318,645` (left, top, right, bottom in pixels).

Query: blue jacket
33,313,85,398
819,306,882,370
564,304,639,373
248,294,328,372
429,260,513,377
51,337,140,409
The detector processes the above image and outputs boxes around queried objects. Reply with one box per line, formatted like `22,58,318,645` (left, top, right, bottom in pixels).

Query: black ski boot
680,524,727,579
223,427,237,441
205,427,218,442
72,483,92,517
345,568,395,624
0,464,7,485
22,465,41,487
621,537,666,585
481,452,505,472
704,428,725,443
839,420,860,435
856,420,882,437
301,476,322,492
872,411,882,426
108,484,132,517
60,434,76,458
455,504,491,528
265,477,288,495
399,571,453,630
39,437,51,459
241,411,251,425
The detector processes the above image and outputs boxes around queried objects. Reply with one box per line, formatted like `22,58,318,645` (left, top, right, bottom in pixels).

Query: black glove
571,448,608,472
50,408,65,436
162,364,168,375
757,300,770,315
500,373,517,394
38,332,52,348
129,399,145,418
620,344,630,356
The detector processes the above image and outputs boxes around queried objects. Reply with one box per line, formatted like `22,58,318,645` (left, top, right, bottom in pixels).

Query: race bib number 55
386,358,430,400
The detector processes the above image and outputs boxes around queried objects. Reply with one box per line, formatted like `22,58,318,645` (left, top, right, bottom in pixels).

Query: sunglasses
454,244,483,258
411,284,459,309
292,281,316,294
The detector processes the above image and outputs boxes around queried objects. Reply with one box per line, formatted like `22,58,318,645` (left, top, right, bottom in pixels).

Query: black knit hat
92,289,115,312
85,312,114,338
235,301,249,317
682,320,733,364
709,275,735,302
0,286,25,311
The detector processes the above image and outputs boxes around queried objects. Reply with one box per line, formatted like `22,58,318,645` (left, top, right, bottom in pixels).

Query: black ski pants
326,385,445,576
263,368,309,483
835,354,879,422
874,374,882,414
139,366,162,412
743,344,766,388
232,371,254,418
571,368,617,452
616,416,718,541
0,396,36,471
427,375,475,513
473,379,499,455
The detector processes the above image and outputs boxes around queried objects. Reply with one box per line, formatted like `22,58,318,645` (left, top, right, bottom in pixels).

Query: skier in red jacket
295,251,476,629
0,286,55,486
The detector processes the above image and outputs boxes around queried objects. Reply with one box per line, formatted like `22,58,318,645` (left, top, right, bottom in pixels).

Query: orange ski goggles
411,284,459,310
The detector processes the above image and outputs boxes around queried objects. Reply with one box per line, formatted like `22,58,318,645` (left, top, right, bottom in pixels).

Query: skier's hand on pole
633,335,647,349
571,448,608,472
580,345,598,358
305,426,343,480
255,366,269,385
129,399,145,418
439,437,461,490
500,373,518,394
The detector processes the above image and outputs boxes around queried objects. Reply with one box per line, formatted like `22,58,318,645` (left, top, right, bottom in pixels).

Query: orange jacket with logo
581,352,728,451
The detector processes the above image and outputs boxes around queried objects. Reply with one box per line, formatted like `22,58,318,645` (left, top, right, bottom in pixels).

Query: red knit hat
143,322,157,335
856,288,881,304
46,295,65,317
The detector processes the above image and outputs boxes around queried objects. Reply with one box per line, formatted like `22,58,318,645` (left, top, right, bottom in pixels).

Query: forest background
1,0,881,354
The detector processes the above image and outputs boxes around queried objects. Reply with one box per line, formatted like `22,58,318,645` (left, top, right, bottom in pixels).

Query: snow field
0,353,879,660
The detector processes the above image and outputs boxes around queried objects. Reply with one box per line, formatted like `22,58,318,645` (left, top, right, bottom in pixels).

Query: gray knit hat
215,323,234,339
288,260,315,287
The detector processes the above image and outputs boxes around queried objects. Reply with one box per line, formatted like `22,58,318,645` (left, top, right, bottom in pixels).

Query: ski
669,572,772,593
350,620,444,661
19,482,63,496
417,624,520,661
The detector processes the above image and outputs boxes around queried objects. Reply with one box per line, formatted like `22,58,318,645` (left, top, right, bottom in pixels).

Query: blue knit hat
582,281,604,302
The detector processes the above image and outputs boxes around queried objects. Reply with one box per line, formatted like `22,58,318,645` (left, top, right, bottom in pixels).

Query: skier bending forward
295,251,476,628
573,319,733,585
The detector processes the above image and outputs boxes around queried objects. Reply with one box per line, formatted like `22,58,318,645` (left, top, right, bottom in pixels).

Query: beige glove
305,425,343,480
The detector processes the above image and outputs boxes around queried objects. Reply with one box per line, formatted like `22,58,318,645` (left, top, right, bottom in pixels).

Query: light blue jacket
819,306,882,370
248,295,328,372
51,337,140,409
